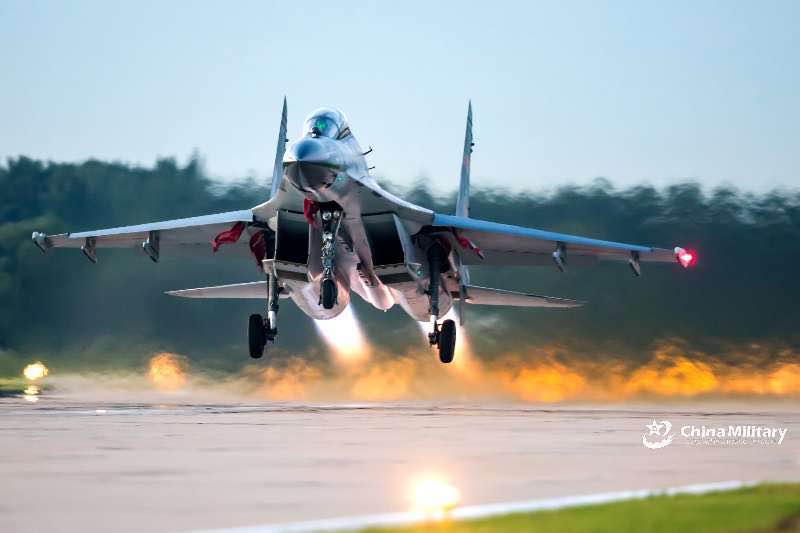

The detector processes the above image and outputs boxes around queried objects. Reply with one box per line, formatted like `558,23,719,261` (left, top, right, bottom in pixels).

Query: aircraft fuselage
273,107,454,323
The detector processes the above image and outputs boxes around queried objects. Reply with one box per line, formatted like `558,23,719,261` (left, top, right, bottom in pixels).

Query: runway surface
1,393,798,532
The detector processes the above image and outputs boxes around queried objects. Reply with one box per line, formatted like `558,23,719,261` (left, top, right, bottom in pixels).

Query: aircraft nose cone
284,138,341,191
290,138,326,163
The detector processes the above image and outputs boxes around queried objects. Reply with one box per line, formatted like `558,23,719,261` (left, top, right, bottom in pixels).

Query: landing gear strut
427,243,456,364
249,274,280,359
319,207,342,310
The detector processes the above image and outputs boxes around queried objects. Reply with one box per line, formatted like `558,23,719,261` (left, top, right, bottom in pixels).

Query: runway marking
194,480,757,533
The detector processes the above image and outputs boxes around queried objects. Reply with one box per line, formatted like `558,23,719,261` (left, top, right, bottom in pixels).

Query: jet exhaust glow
314,305,369,362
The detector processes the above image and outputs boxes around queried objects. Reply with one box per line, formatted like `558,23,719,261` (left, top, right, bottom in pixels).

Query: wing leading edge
429,213,687,269
32,209,257,262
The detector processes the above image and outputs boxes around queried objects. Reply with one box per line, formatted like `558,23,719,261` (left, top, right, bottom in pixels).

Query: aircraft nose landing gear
319,207,342,310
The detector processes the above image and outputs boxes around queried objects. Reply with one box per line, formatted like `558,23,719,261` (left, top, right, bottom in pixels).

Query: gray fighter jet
32,100,695,362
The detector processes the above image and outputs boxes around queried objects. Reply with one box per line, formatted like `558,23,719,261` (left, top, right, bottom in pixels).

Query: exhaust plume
314,306,369,363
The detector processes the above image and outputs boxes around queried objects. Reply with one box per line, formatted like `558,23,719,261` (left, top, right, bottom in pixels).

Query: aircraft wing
462,285,584,308
166,281,268,298
31,209,257,262
428,214,687,268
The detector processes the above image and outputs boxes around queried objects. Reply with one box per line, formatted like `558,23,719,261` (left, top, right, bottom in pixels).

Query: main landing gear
319,206,342,310
249,274,280,358
427,243,456,364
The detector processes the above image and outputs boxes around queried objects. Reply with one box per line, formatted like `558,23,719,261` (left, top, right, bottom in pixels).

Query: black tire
438,319,456,363
248,314,266,359
321,278,337,310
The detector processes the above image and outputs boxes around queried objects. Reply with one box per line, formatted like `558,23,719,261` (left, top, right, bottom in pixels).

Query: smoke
36,340,799,404
147,352,188,391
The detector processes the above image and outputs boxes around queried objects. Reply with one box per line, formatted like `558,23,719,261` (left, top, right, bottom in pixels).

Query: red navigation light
674,247,696,268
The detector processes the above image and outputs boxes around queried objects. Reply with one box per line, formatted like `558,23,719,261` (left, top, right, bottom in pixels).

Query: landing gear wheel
321,278,337,310
438,319,456,364
248,313,266,359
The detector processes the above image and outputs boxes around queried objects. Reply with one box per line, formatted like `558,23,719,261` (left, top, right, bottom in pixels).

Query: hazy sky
1,1,797,193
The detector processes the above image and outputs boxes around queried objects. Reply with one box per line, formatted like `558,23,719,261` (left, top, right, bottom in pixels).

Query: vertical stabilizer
454,102,473,325
269,97,288,198
455,101,473,218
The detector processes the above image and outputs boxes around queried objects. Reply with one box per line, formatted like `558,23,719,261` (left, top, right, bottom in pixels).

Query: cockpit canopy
303,107,351,140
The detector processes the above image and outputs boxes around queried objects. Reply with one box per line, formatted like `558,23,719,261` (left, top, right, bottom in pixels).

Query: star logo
642,418,674,449
647,419,665,435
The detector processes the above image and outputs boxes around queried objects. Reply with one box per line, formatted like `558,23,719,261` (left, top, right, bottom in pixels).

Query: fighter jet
32,100,696,363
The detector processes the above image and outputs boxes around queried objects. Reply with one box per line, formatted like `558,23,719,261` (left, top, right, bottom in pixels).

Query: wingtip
32,231,51,253
545,296,586,308
674,246,697,268
164,290,190,298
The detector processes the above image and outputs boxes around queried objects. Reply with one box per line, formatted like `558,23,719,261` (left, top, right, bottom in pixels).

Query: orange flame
494,340,800,402
233,339,800,403
250,357,322,401
498,359,588,403
147,352,187,391
349,357,417,401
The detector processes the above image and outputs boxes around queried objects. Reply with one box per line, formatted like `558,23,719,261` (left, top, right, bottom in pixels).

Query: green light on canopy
315,119,328,131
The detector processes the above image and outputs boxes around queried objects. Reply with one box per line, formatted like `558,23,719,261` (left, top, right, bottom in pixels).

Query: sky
1,0,797,193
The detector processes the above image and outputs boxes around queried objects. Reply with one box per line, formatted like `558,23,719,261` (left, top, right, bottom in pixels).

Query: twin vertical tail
269,97,289,199
454,102,473,325
456,101,473,218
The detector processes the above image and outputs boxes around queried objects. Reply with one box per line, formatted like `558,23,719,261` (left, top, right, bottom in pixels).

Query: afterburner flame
412,476,461,515
23,362,48,381
147,352,187,391
314,306,369,362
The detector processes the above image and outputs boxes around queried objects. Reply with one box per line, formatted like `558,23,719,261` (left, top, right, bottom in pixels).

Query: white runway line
194,480,758,533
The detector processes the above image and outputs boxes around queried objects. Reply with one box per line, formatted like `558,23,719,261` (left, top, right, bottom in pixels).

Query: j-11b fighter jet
32,101,696,363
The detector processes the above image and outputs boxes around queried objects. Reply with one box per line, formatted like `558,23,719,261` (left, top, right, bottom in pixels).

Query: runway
1,393,798,532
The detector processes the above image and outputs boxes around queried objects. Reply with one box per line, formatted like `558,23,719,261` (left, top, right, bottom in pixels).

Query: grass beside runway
361,484,800,533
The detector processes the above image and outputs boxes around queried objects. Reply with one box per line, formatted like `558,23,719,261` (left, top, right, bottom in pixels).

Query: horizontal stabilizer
462,285,584,308
166,281,269,299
